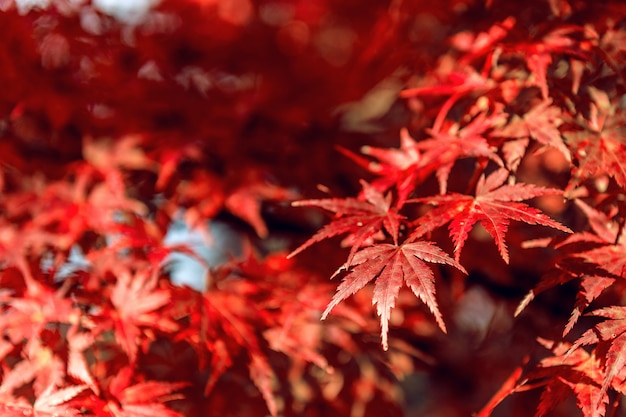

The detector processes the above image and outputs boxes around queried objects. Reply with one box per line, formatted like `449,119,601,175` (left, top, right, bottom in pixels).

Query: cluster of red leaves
0,132,420,416
288,0,626,416
0,0,625,416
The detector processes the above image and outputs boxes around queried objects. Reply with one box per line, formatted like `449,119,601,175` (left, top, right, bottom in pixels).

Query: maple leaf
109,269,177,363
0,384,87,417
288,180,405,264
336,129,425,205
262,283,333,372
571,200,626,271
173,280,280,416
501,137,530,172
566,108,626,190
410,168,571,263
321,241,466,350
512,25,593,99
497,100,570,165
224,168,298,238
175,169,226,229
153,143,202,191
102,215,207,272
568,306,626,415
202,288,279,416
0,271,77,345
0,222,55,290
33,384,88,416
82,135,156,175
92,366,186,417
557,200,626,332
514,254,616,336
419,111,504,194
517,199,626,332
400,62,502,141
560,273,615,337
67,326,100,395
0,340,65,398
449,17,516,63
0,3,623,417
28,168,148,250
521,338,607,417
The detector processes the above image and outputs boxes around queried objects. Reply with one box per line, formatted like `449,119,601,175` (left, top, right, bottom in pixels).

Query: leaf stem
465,158,489,195
432,91,464,134
474,359,527,417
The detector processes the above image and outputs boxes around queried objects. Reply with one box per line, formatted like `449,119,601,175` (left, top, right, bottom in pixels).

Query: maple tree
0,0,625,416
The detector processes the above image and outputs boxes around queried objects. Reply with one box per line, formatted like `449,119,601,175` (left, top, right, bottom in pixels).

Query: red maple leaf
568,306,626,415
0,384,87,417
0,275,77,345
224,168,298,238
336,129,425,205
0,340,65,398
515,199,624,334
173,280,280,416
520,338,607,417
27,167,148,251
153,143,203,191
566,108,626,190
82,135,156,177
203,291,279,416
561,200,626,333
515,260,616,337
204,281,279,414
418,110,504,194
411,169,571,263
0,221,54,289
571,199,626,275
108,269,178,363
520,25,592,99
321,241,466,350
497,99,570,168
33,385,87,416
410,168,571,263
67,326,100,395
400,66,496,134
449,17,516,64
88,366,186,417
288,180,405,264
